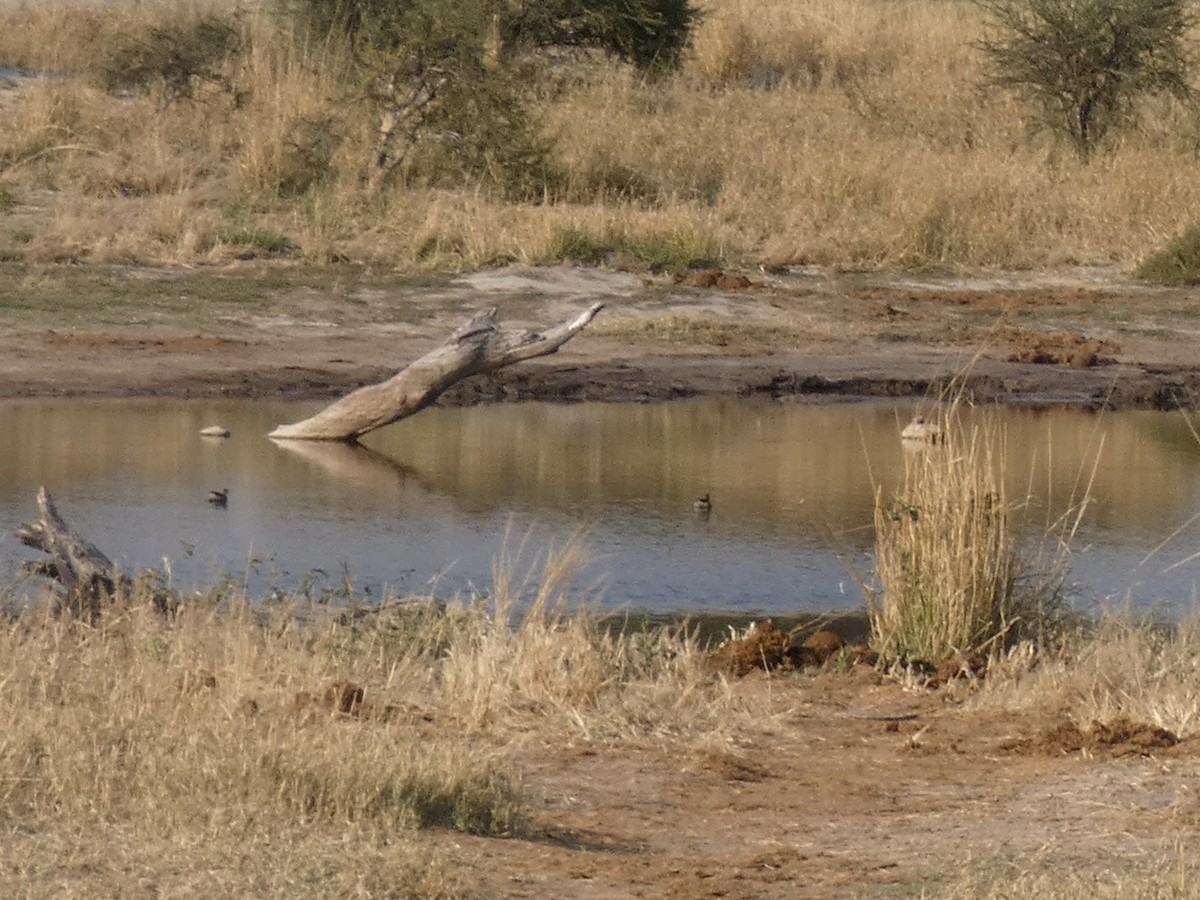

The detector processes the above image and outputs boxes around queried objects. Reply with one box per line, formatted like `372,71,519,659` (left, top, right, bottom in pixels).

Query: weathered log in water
16,487,129,621
15,487,173,621
269,302,604,442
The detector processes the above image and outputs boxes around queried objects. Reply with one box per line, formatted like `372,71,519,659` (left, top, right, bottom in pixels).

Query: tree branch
269,302,604,442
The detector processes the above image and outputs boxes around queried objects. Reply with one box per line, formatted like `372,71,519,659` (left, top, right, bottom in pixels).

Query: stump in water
15,487,168,621
269,302,604,442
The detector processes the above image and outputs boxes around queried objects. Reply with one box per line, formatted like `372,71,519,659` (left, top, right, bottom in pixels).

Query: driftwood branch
269,302,604,442
16,486,131,621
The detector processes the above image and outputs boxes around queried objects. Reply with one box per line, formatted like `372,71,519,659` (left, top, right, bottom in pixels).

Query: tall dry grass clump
869,399,1022,662
0,593,521,835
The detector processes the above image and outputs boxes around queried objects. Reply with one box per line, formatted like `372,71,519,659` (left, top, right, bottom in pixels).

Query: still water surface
2,398,1199,616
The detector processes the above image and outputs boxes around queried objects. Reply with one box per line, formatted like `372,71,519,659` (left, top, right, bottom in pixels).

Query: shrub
1135,225,1200,284
280,0,699,192
96,14,244,107
495,0,699,72
977,0,1196,159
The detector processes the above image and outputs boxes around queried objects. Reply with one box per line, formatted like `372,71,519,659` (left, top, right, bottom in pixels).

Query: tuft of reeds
869,396,1020,663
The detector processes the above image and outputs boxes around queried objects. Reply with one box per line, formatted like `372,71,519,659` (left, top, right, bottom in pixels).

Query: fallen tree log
269,302,605,442
16,486,132,621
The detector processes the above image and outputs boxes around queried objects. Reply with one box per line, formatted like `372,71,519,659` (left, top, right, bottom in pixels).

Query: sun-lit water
2,397,1200,616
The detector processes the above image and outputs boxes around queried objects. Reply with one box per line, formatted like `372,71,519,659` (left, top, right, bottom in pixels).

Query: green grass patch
216,225,300,257
1135,226,1200,285
0,264,279,325
546,226,719,272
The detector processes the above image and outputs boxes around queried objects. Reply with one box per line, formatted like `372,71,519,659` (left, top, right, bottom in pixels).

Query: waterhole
2,398,1198,617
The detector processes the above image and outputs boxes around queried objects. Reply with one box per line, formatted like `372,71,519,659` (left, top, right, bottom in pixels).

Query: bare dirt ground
2,261,1199,409
457,669,1200,898
5,260,1200,896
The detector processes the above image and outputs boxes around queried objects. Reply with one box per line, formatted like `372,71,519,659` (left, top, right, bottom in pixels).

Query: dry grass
869,395,1024,661
934,843,1200,899
979,612,1200,739
0,539,737,895
1,0,1199,269
591,311,810,347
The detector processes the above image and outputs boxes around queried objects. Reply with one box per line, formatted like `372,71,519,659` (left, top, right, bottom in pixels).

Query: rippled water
2,398,1199,616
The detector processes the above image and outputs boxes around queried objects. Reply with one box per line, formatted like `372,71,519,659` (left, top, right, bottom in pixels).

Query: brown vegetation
1,569,1199,896
1,0,1199,270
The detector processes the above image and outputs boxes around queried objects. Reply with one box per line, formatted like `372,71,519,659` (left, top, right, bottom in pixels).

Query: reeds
869,397,1021,662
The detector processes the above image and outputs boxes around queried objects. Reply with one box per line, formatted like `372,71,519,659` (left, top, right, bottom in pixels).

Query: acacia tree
977,0,1196,159
282,0,699,193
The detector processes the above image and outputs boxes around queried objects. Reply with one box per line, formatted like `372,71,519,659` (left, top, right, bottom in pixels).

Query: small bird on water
693,493,712,515
207,488,229,508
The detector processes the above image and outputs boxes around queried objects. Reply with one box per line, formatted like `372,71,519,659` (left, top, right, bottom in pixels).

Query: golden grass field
0,0,1198,270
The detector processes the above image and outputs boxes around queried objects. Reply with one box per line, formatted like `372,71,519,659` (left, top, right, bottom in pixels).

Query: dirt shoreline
3,262,1198,409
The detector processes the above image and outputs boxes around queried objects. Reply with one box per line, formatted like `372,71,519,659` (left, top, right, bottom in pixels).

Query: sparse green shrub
0,186,15,212
289,0,698,71
96,14,244,107
280,0,698,193
275,114,343,196
494,0,700,72
977,0,1196,159
216,225,299,256
547,226,717,271
1135,225,1200,284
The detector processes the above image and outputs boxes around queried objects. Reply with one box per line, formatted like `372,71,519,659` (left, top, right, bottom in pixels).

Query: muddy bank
440,349,1200,411
2,262,1198,409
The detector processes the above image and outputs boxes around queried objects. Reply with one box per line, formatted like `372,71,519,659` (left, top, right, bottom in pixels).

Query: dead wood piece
269,302,604,442
16,486,132,621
